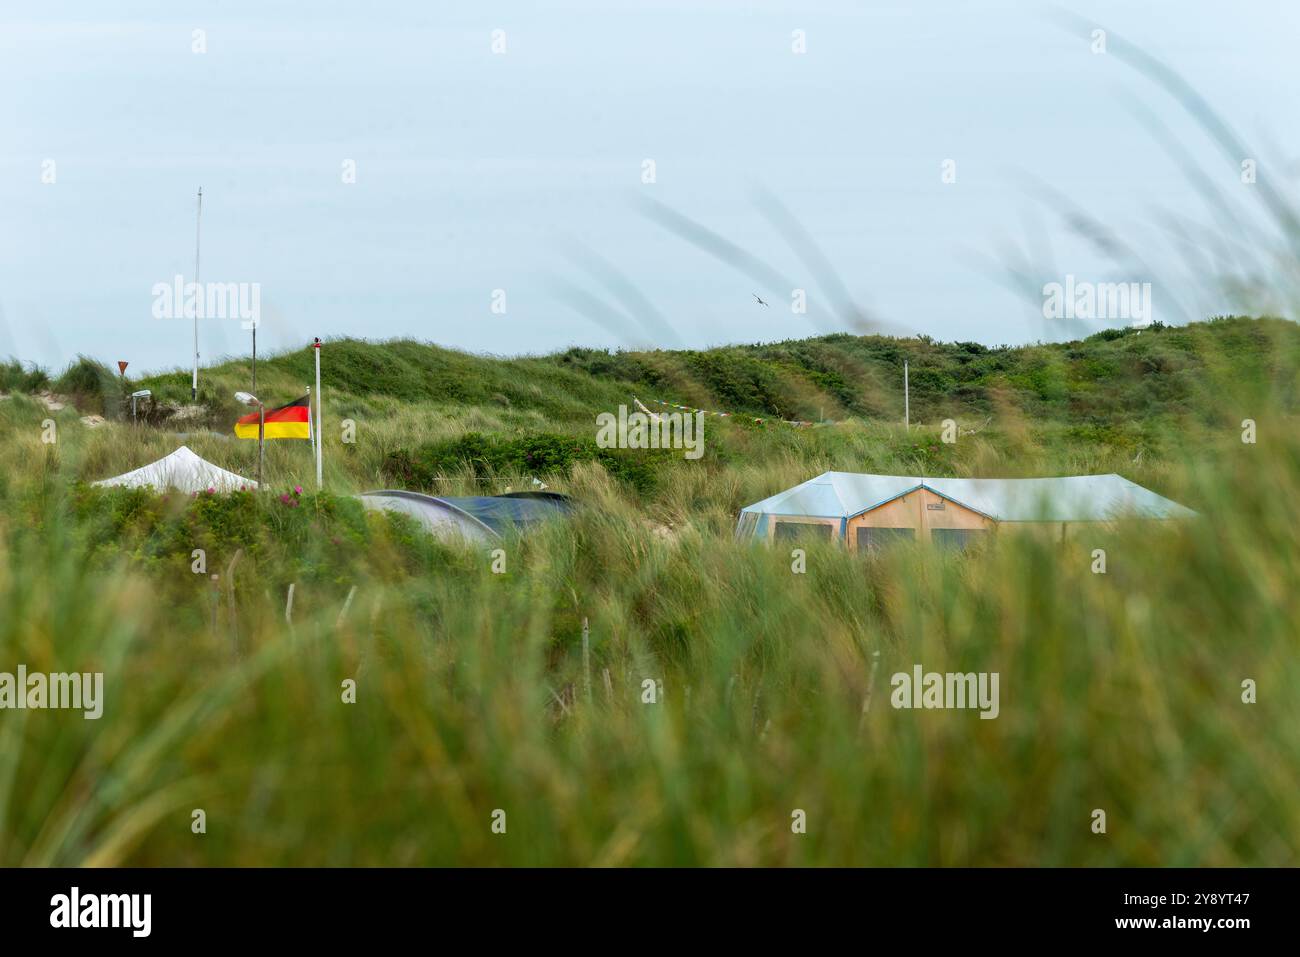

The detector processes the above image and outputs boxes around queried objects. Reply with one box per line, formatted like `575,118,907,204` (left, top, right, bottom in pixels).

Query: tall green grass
4,23,1298,866
0,318,1297,865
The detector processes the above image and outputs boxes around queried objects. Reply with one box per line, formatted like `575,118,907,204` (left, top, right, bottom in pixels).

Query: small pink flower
294,485,303,496
207,487,215,495
280,493,291,503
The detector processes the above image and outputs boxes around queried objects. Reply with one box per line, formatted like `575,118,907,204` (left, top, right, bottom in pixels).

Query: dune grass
0,314,1297,866
4,22,1298,867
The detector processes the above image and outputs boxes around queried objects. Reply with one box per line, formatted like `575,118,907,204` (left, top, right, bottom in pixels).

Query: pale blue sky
1,1,1297,373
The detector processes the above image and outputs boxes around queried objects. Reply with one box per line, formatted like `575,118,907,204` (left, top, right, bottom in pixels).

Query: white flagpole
314,338,323,489
192,187,202,401
904,359,910,430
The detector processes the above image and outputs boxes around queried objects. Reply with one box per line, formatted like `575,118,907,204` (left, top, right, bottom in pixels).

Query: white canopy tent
93,445,256,493
737,472,1196,543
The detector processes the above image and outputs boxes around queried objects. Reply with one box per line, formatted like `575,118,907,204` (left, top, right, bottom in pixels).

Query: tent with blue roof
736,472,1195,549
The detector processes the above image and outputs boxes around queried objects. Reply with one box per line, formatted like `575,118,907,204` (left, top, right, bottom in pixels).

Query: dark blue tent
359,490,573,542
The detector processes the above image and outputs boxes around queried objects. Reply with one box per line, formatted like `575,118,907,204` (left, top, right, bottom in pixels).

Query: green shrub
383,431,662,493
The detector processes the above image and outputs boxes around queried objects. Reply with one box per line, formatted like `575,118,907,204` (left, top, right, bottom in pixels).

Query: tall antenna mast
192,187,202,401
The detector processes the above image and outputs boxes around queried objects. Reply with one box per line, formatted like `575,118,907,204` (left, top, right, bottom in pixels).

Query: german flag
235,395,311,440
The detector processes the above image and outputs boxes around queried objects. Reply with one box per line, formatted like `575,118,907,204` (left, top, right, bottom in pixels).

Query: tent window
932,528,986,551
773,521,834,542
856,527,915,551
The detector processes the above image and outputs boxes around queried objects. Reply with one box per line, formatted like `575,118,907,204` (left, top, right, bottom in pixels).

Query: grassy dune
0,316,1297,865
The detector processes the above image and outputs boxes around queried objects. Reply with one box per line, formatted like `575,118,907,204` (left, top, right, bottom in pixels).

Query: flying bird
753,293,770,307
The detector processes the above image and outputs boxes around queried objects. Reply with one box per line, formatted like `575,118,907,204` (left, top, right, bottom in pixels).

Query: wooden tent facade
740,472,1195,550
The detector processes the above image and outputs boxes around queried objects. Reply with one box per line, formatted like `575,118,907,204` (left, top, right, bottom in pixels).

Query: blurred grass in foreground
0,348,1297,865
3,23,1298,866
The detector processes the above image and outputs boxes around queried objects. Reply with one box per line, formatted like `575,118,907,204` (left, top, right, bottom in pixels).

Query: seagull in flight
752,293,770,307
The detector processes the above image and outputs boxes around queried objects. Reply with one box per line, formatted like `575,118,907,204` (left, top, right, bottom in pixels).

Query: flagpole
306,385,315,460
257,403,265,488
314,338,323,489
904,359,910,430
192,187,202,401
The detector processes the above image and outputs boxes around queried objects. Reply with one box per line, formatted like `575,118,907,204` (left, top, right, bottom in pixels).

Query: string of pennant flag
635,396,830,428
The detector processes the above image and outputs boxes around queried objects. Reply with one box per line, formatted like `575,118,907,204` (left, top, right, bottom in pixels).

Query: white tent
737,472,1196,542
93,445,256,493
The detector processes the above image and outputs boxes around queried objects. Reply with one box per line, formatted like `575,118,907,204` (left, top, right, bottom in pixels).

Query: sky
1,1,1297,374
